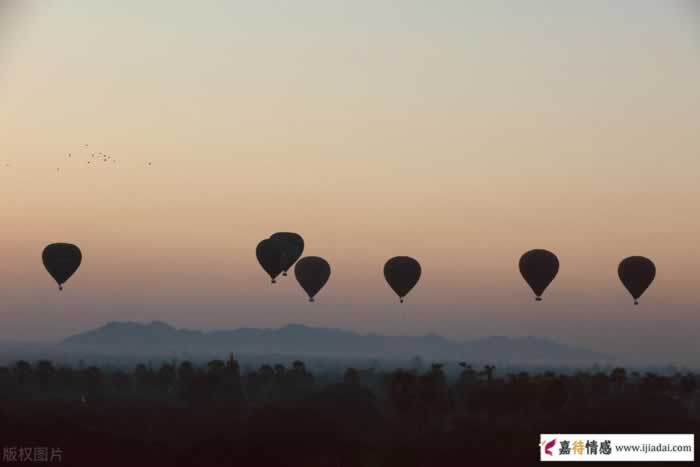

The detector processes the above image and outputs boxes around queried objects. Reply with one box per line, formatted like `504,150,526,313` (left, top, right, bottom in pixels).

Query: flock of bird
2,144,152,171
63,145,153,170
41,234,656,305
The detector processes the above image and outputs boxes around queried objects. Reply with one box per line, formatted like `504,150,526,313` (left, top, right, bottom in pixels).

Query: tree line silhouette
0,356,697,466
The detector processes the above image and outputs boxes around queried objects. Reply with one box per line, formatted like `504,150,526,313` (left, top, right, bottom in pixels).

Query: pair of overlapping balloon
256,233,330,302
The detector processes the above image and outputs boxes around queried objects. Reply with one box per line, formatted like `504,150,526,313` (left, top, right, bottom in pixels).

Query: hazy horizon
1,1,699,366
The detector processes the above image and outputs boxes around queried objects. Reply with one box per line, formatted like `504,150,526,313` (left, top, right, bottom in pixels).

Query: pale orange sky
0,1,699,365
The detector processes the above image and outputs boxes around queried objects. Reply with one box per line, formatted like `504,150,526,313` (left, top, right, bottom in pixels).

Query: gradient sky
1,1,699,365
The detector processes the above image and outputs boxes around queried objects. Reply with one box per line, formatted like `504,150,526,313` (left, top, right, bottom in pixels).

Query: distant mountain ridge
61,321,610,364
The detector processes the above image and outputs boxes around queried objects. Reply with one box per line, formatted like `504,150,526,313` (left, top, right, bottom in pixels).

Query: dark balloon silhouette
255,238,287,284
384,256,421,303
270,232,304,276
294,256,331,302
618,256,656,305
519,249,559,301
42,243,82,291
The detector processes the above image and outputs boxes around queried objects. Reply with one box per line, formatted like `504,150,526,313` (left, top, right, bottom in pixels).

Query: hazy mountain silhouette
61,321,610,364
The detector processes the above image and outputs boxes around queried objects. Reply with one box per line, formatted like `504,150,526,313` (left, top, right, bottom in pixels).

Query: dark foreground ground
1,359,697,466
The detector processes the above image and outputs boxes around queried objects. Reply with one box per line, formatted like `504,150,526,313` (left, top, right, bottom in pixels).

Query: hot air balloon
519,249,559,301
270,232,304,276
256,238,287,284
618,256,655,305
384,256,421,303
42,243,82,291
294,256,330,302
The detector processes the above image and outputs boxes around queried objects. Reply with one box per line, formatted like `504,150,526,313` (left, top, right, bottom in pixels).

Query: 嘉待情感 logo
543,439,557,456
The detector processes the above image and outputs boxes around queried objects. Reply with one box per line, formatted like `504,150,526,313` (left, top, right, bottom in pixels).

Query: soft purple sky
1,1,699,365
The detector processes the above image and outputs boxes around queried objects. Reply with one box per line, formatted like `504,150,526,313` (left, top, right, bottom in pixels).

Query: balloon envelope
256,238,287,283
270,232,304,275
519,249,559,301
42,243,82,290
384,256,421,303
618,256,655,305
294,256,331,302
